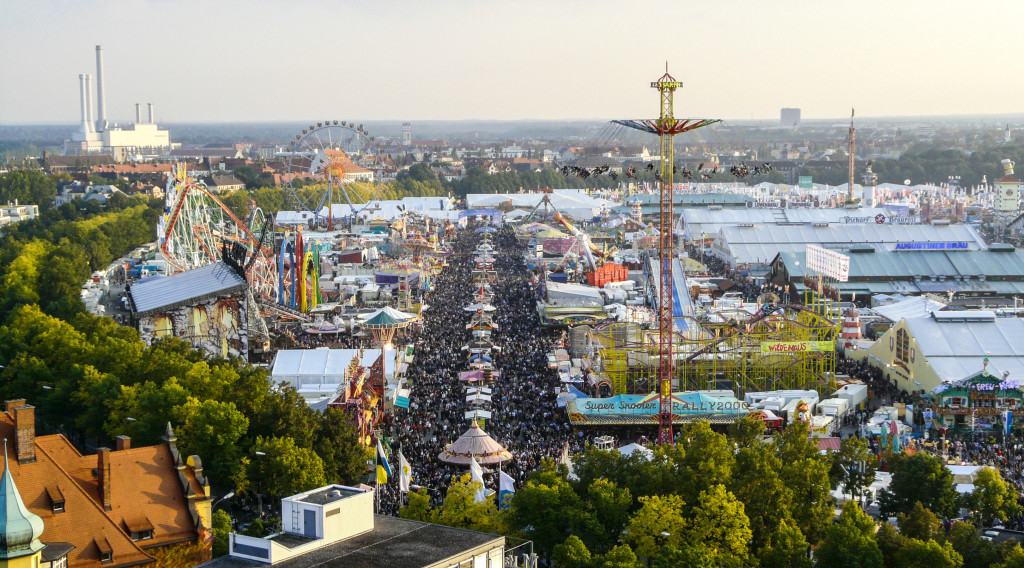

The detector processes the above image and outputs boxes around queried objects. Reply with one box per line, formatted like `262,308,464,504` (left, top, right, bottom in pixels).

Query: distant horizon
4,1,1024,124
4,110,1024,129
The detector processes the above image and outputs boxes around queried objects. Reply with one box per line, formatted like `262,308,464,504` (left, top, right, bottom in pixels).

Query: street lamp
252,452,266,519
212,492,235,512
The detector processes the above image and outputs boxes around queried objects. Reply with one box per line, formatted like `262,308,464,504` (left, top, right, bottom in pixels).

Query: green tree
964,467,1022,527
212,509,232,558
623,494,686,560
399,489,432,523
897,502,942,542
726,415,767,448
433,473,500,533
895,538,964,568
880,453,958,519
247,436,327,498
875,522,905,568
174,398,250,484
584,478,632,552
944,520,1002,568
995,545,1024,568
782,456,834,545
830,436,878,504
593,544,641,568
313,408,371,485
759,520,812,568
731,442,792,549
553,535,593,568
508,462,597,556
815,501,884,568
675,421,735,508
687,484,752,568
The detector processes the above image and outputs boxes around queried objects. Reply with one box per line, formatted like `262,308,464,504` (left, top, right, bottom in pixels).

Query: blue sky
2,0,1021,123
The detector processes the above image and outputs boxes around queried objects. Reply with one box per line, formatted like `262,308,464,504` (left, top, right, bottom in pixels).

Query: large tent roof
438,421,512,465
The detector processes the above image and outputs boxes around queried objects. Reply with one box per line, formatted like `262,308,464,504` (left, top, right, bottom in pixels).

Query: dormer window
46,486,65,514
124,517,155,542
100,551,113,563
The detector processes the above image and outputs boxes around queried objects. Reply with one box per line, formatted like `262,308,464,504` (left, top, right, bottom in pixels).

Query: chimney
95,45,108,131
84,74,94,132
97,447,112,510
79,74,92,133
147,103,155,124
4,399,26,413
12,404,35,464
115,435,130,451
135,104,142,124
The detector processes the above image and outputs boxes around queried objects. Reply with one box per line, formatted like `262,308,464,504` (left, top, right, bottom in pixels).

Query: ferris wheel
279,122,386,228
159,166,281,302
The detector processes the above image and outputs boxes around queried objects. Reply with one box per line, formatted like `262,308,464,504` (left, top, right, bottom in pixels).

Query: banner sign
760,341,835,354
893,241,969,251
573,393,749,417
805,244,850,282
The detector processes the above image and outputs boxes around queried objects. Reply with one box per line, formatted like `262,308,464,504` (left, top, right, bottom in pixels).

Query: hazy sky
2,0,1022,124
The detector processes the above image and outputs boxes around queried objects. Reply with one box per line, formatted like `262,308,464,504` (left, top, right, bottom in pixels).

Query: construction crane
613,65,719,445
848,108,856,205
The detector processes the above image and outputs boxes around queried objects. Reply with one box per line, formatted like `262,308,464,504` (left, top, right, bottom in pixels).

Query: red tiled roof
0,408,206,568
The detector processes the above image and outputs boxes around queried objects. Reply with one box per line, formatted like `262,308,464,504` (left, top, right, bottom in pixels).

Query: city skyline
2,0,1022,125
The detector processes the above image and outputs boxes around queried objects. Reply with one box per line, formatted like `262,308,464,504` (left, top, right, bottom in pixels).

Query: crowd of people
377,225,585,514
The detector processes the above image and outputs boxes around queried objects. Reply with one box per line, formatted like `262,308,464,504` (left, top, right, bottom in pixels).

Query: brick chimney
115,435,131,451
12,404,35,464
97,447,112,510
4,399,26,413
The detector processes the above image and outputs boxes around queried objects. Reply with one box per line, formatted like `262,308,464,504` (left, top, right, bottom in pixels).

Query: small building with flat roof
200,484,510,568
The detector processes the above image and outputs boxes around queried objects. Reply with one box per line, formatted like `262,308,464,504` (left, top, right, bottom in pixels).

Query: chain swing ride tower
613,66,719,444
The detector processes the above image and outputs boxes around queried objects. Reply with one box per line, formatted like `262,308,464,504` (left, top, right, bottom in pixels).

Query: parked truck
833,384,868,410
817,397,850,419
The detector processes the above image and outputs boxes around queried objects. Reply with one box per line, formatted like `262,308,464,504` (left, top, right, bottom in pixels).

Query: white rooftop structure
904,311,1024,386
271,348,397,404
275,196,458,226
677,206,895,239
871,296,947,323
712,222,986,266
466,189,615,221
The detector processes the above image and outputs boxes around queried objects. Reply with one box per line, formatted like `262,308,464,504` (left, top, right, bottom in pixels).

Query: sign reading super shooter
574,393,749,417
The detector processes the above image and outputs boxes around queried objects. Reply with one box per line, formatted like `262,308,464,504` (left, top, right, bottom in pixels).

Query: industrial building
770,244,1024,303
65,46,172,161
715,222,987,273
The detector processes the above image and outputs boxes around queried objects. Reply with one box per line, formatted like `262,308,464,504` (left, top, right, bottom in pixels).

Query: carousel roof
438,420,512,465
359,307,415,328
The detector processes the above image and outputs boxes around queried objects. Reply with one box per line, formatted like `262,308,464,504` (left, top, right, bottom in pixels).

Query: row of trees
0,173,370,505
398,418,1023,568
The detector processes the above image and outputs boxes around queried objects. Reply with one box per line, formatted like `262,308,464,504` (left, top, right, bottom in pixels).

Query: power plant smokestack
79,74,92,133
135,103,142,124
84,74,95,133
147,103,154,124
95,45,108,132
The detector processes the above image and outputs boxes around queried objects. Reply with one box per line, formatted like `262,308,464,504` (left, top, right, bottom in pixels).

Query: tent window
895,328,910,364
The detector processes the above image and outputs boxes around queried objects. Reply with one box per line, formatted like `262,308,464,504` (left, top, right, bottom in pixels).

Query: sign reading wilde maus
760,341,835,354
